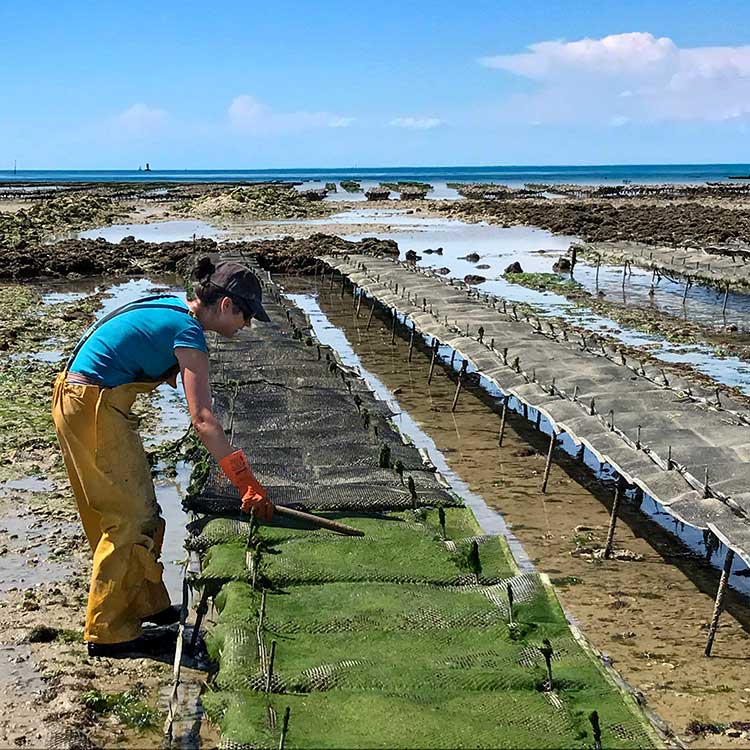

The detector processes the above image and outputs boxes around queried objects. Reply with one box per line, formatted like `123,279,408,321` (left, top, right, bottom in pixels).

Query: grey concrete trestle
321,253,750,571
576,240,750,290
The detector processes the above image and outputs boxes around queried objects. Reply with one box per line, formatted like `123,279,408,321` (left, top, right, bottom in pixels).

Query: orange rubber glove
240,488,274,522
219,450,273,521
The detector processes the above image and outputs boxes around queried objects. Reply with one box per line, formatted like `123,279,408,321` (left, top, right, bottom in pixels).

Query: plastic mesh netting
203,688,657,750
323,253,750,565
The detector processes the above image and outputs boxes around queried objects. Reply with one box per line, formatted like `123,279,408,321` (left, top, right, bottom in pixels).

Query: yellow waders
52,372,170,643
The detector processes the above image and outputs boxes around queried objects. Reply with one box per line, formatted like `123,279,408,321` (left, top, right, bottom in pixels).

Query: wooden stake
391,310,397,344
705,548,735,657
279,707,291,750
451,360,468,412
722,285,730,316
541,430,556,493
590,712,602,750
189,587,210,651
603,481,622,559
427,339,438,384
540,639,554,690
355,292,362,318
498,395,509,447
408,323,415,362
366,301,375,330
266,639,277,693
506,581,514,624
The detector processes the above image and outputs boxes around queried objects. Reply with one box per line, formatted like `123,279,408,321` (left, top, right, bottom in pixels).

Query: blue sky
2,0,750,168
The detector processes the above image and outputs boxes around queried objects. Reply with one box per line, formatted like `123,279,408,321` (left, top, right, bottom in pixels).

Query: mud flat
439,197,750,247
0,277,209,748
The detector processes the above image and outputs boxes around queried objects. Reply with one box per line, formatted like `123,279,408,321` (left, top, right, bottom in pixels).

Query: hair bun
194,256,215,282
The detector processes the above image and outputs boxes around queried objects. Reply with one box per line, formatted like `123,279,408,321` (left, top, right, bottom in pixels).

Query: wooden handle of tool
274,505,365,537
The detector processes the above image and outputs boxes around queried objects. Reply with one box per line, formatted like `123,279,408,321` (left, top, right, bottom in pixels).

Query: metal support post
427,339,439,384
498,395,509,447
541,430,556,493
603,481,622,559
705,548,735,657
451,360,468,412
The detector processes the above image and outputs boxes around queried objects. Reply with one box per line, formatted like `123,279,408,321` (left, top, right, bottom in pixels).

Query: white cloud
328,116,356,128
390,117,443,129
479,32,750,123
228,94,353,133
113,103,167,134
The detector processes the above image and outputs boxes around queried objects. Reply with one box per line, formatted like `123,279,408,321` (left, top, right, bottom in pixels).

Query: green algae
198,517,659,749
339,180,361,193
0,194,126,252
82,686,162,729
197,515,514,588
0,285,103,482
203,685,654,749
504,272,584,296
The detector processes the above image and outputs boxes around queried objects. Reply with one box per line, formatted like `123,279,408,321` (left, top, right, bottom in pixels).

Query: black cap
208,262,271,322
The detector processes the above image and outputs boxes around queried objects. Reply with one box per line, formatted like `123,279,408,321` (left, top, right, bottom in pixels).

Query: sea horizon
2,163,750,186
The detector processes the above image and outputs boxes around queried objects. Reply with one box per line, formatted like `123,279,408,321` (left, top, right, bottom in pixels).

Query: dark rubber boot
86,629,177,658
142,604,181,626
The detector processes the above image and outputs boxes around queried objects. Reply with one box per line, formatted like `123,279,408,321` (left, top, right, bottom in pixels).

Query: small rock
464,275,486,285
552,257,572,272
460,253,480,263
404,250,421,263
26,625,57,643
505,261,523,274
436,267,450,275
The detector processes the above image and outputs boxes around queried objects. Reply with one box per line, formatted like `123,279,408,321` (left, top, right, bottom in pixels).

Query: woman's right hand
241,490,274,522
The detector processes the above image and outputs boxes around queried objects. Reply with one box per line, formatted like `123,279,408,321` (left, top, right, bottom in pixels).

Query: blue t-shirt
69,296,208,387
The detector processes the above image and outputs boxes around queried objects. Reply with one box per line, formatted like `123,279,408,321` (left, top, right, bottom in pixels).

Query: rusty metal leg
427,339,438,384
189,586,210,651
451,360,468,412
705,548,735,657
498,395,509,447
540,430,556,493
603,482,622,559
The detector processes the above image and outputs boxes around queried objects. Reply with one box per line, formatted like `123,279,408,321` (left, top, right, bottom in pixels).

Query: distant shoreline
3,163,750,186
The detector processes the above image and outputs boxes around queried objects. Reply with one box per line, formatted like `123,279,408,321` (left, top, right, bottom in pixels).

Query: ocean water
3,164,750,186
